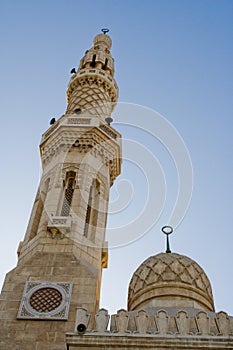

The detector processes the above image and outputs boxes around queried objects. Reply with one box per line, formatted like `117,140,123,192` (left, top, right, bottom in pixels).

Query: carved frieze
110,308,233,336
72,306,233,337
41,129,120,184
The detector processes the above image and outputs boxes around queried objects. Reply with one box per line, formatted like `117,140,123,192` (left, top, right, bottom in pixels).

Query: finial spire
161,226,173,253
101,28,109,34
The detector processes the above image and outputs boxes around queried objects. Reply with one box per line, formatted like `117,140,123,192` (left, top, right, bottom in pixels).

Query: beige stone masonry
66,307,233,349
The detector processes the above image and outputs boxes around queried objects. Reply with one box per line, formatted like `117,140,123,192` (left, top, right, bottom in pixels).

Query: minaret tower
0,31,121,349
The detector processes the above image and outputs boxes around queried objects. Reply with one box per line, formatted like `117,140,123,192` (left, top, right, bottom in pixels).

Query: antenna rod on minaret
161,226,173,253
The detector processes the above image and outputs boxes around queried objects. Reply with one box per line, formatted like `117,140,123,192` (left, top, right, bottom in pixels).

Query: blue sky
0,0,232,315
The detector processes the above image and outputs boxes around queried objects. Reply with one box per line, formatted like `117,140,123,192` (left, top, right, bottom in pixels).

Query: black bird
74,108,82,114
105,117,113,125
70,68,76,74
50,118,56,125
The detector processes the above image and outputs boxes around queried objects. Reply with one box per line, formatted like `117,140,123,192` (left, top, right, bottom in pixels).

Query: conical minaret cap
93,33,112,50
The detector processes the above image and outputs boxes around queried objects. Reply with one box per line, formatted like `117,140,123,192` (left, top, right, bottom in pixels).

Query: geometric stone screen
29,288,62,312
17,281,73,320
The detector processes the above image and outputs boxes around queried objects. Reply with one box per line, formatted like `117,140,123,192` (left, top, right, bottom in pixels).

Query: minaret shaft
0,32,121,349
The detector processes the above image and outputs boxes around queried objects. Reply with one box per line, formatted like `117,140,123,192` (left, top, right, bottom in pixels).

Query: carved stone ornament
107,307,233,336
17,281,73,320
94,308,110,332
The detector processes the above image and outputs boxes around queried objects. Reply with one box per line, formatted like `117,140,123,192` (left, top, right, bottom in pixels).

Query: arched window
28,177,50,241
103,58,108,70
84,179,100,241
90,54,96,68
61,171,76,216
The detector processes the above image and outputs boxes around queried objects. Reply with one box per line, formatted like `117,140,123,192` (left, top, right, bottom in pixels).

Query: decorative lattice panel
61,176,75,216
17,281,73,320
29,287,62,312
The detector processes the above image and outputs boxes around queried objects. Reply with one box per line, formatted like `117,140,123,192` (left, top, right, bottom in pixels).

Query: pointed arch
28,177,50,241
84,179,100,241
90,54,96,68
61,171,76,216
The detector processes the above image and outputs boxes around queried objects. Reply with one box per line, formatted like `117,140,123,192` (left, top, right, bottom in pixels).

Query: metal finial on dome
161,226,173,253
101,28,109,34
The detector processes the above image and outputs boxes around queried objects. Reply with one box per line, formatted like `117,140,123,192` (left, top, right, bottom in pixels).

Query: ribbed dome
128,253,214,312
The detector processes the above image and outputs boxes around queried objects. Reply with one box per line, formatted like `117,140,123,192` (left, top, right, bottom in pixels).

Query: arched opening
103,58,108,70
28,177,50,241
90,54,96,68
61,171,76,216
84,179,100,241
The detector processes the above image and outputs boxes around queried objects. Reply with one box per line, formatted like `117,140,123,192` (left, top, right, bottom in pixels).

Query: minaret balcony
47,215,72,239
41,114,121,145
70,68,118,90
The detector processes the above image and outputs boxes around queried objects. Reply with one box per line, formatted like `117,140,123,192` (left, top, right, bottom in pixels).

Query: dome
93,33,112,50
128,253,214,312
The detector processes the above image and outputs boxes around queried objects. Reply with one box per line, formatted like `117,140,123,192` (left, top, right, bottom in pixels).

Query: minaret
0,31,121,349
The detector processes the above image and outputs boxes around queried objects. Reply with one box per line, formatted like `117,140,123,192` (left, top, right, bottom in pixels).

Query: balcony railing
47,215,72,238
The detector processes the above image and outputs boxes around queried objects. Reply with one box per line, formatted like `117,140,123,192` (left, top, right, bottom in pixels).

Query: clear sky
0,0,232,316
